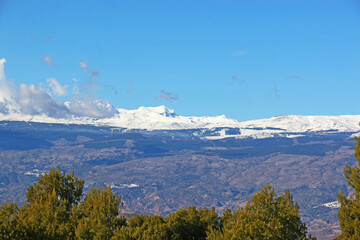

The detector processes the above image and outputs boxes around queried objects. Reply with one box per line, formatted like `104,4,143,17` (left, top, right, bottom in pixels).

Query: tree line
0,168,315,240
1,136,360,239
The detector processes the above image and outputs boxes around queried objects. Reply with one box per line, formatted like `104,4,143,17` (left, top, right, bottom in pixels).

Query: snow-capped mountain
0,105,359,139
0,105,358,239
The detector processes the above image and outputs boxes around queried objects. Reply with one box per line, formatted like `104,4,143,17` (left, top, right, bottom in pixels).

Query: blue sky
0,0,359,120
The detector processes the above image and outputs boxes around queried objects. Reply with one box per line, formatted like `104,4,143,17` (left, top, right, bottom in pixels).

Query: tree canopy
0,168,314,239
208,185,313,240
0,168,121,240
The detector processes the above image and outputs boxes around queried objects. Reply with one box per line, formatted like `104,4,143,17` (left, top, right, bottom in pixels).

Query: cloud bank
0,58,118,119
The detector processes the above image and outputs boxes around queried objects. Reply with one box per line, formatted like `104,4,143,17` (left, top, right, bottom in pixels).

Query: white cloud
0,101,9,114
78,61,88,72
0,58,118,119
72,78,79,95
16,84,69,118
0,58,6,76
43,54,54,66
0,58,15,103
47,78,68,96
66,98,118,118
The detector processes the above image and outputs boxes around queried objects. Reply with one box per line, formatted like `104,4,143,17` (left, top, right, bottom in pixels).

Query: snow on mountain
314,201,341,209
0,105,360,139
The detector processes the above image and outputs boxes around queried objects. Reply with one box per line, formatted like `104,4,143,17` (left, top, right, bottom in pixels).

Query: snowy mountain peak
137,105,177,118
0,105,360,139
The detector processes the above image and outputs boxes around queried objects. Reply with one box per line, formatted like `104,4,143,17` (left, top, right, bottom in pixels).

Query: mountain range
1,106,359,239
1,105,360,139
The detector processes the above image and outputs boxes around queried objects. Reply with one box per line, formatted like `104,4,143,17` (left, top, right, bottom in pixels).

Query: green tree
1,168,317,240
337,136,360,239
75,186,123,240
0,168,126,240
17,189,72,239
166,206,219,240
111,206,219,240
26,167,84,211
112,214,172,240
0,202,19,239
211,185,309,240
16,168,84,239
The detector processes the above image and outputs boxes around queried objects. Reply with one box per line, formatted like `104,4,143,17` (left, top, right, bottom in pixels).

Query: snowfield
1,105,360,139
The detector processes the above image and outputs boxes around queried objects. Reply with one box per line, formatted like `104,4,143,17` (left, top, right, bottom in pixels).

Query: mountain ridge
0,105,359,139
0,110,357,239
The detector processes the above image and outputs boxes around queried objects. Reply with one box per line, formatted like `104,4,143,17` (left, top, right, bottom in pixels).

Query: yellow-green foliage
75,186,122,240
337,137,360,240
208,185,310,240
0,168,122,240
111,206,218,240
112,214,172,240
26,168,84,211
166,206,219,240
0,202,19,239
9,168,84,240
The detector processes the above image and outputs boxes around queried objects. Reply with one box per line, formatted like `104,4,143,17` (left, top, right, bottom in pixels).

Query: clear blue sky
1,0,360,120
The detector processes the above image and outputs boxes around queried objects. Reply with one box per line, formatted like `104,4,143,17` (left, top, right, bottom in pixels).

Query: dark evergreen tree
166,206,219,240
337,136,360,239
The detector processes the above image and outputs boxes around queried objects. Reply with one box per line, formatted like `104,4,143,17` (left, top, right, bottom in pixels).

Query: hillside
1,107,360,239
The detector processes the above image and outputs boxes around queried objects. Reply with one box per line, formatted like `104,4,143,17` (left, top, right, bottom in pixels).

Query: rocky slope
1,107,360,239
